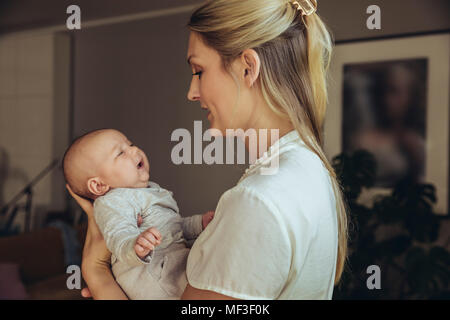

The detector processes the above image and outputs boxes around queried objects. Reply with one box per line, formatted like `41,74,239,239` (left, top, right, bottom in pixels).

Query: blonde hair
188,0,348,285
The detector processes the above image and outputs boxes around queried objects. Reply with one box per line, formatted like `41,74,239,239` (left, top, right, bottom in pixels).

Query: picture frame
324,33,450,214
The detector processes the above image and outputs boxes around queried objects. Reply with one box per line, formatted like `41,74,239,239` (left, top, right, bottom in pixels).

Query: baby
63,129,214,299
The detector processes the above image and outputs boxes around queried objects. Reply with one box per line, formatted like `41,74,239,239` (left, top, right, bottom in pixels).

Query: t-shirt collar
238,129,304,183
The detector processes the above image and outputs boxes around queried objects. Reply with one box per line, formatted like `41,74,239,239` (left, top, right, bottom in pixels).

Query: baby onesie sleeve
181,214,203,240
186,186,292,300
94,192,151,267
147,181,203,241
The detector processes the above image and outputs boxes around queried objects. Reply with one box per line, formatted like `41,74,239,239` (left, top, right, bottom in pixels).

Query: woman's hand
66,184,128,299
66,184,110,268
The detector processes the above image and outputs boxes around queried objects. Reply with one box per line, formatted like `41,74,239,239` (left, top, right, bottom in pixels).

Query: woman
69,0,348,299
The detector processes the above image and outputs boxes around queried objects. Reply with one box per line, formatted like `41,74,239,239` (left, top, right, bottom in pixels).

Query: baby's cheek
113,167,132,186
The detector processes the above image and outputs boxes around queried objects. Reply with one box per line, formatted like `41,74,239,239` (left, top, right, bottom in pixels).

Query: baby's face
92,130,150,189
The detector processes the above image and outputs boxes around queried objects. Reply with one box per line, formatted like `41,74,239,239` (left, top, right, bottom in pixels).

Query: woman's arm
183,186,291,300
66,185,128,300
69,184,231,300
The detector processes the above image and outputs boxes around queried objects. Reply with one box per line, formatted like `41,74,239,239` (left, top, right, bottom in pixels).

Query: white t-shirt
186,130,338,299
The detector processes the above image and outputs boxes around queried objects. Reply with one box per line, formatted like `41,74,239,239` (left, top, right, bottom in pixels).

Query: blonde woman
69,0,348,300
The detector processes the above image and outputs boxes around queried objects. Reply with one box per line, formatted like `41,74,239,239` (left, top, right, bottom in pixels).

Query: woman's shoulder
187,183,293,299
216,184,278,220
223,142,335,230
238,142,332,199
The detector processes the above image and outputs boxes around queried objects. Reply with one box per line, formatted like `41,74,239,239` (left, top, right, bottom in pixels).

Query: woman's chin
207,124,227,137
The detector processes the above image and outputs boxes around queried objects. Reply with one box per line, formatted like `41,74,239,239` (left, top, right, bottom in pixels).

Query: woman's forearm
67,186,128,300
82,218,128,300
83,264,128,300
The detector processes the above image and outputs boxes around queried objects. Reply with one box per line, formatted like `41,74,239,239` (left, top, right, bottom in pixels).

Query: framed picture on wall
324,33,450,214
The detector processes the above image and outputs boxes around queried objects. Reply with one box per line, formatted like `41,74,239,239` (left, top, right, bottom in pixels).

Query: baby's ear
87,177,110,197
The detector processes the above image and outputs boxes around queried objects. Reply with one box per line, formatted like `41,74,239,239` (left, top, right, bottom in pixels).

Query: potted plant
332,150,450,299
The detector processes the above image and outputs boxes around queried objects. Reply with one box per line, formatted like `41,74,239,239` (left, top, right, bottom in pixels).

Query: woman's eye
118,151,124,157
193,71,202,79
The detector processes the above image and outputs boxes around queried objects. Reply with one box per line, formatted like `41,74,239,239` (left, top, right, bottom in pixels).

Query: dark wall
320,0,450,42
2,0,449,40
0,0,200,33
3,0,449,215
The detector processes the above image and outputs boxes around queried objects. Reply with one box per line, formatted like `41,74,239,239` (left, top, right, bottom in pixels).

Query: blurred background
0,0,449,299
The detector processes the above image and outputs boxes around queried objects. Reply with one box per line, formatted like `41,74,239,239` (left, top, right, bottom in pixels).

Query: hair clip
291,0,317,16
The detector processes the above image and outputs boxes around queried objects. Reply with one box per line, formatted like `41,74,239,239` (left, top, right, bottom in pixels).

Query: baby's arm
94,195,154,266
181,210,215,240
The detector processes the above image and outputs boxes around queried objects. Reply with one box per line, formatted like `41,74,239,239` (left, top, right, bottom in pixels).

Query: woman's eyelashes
193,71,202,79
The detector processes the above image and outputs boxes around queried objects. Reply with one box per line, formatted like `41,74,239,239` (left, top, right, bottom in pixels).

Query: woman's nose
187,78,200,101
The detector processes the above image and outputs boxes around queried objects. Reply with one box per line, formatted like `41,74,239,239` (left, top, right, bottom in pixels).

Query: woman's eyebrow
187,55,198,65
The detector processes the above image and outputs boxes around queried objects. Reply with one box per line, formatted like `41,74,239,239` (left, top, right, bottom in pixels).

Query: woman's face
186,31,252,134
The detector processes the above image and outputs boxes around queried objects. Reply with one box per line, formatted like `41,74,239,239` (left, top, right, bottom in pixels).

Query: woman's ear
240,49,261,88
87,177,110,197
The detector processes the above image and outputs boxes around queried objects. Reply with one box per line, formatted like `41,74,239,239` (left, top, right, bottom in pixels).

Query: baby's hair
62,128,109,200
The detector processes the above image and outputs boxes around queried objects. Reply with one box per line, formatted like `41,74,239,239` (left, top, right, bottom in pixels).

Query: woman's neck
239,86,295,161
242,118,294,162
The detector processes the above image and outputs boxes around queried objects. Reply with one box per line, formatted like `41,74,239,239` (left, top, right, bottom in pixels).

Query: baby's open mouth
137,160,144,169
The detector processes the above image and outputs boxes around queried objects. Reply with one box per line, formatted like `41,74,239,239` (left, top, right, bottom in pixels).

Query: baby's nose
131,146,140,156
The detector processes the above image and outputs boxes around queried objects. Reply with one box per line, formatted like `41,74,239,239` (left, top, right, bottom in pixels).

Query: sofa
0,223,87,300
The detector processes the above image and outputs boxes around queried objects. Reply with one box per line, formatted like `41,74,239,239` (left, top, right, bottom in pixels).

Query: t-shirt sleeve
186,186,292,300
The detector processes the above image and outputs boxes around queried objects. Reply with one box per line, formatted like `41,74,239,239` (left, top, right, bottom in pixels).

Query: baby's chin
112,181,148,190
135,178,150,188
119,176,150,189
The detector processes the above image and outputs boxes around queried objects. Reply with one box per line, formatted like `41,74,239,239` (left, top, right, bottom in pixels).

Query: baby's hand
202,210,215,230
135,227,162,259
